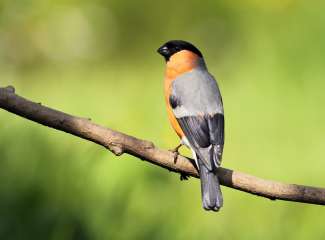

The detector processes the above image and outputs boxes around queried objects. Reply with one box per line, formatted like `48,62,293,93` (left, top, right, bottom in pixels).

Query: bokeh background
1,0,325,239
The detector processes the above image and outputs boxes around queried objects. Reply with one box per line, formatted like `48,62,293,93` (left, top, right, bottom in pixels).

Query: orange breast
165,81,184,138
163,50,200,139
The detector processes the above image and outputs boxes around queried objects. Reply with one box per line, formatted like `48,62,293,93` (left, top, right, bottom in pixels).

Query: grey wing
170,69,224,170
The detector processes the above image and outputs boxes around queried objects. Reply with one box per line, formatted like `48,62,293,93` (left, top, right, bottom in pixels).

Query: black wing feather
177,116,210,148
177,114,224,170
207,114,224,145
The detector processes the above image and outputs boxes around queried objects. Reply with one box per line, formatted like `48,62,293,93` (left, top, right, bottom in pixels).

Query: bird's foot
180,172,190,181
169,144,182,163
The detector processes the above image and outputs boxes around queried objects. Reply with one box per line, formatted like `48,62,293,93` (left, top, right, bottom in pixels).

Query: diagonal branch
1,85,325,206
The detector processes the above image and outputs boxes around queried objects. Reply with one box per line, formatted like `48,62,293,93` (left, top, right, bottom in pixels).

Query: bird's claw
169,144,182,163
180,172,190,181
169,144,189,180
171,151,179,163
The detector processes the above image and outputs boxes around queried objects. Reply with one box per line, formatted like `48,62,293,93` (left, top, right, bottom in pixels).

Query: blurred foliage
1,0,325,239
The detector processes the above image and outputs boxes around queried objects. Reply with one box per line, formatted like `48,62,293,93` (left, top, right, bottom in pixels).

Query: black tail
198,160,223,211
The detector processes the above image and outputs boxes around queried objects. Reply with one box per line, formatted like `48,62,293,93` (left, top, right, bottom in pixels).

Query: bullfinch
157,40,224,211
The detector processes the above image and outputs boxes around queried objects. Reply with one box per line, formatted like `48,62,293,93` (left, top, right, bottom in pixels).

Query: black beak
157,45,169,56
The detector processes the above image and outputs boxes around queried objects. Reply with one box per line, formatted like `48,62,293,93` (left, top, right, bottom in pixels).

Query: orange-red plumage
164,50,201,138
159,40,225,211
158,40,224,211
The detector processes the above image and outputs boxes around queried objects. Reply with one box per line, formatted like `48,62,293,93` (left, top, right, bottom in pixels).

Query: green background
1,0,325,239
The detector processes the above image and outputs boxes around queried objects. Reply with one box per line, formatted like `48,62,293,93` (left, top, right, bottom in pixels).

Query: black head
157,40,203,61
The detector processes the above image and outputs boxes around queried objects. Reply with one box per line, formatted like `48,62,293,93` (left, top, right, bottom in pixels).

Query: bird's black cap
157,40,203,61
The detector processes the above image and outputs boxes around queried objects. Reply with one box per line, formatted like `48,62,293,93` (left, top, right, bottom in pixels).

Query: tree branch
1,86,324,206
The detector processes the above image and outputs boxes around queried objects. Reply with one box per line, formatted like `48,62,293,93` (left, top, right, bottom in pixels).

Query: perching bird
157,40,224,211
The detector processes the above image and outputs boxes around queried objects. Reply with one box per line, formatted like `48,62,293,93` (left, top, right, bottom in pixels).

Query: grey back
171,67,223,118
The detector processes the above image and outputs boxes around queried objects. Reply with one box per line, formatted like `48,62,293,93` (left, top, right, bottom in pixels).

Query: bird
157,40,225,211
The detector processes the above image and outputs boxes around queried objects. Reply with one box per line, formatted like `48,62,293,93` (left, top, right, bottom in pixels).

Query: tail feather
198,154,223,211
